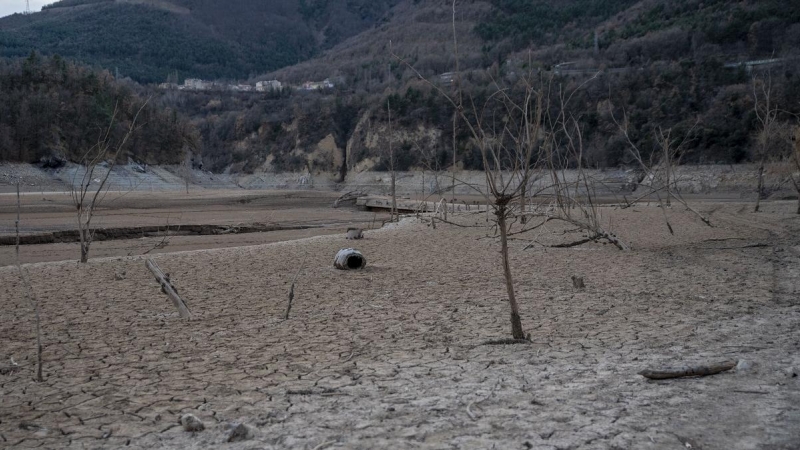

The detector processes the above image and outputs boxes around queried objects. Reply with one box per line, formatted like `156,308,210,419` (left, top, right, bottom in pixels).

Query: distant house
438,72,455,85
184,78,208,90
256,80,282,92
300,78,334,91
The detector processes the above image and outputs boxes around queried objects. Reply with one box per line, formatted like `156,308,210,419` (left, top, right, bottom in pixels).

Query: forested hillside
0,53,194,165
0,0,400,83
195,0,800,173
1,0,799,176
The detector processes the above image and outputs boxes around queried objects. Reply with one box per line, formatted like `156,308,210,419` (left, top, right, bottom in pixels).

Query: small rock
736,360,755,372
180,414,204,432
227,423,253,442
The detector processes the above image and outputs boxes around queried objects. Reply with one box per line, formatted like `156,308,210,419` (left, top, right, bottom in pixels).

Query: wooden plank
145,259,191,319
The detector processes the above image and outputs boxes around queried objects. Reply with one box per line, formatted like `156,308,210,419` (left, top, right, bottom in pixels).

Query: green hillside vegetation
475,0,640,45
184,0,800,173
1,0,799,175
0,53,195,165
0,0,400,83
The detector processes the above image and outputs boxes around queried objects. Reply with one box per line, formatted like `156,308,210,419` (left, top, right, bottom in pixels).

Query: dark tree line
0,53,195,165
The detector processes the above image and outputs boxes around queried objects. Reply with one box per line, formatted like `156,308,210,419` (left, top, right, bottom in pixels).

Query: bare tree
391,2,632,338
752,76,780,213
387,98,398,222
611,106,711,229
72,101,146,263
180,149,192,195
544,105,630,250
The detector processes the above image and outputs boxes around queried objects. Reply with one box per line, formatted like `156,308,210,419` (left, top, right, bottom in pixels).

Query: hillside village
158,77,335,93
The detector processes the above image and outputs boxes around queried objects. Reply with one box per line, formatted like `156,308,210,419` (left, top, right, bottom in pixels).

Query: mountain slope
0,0,401,83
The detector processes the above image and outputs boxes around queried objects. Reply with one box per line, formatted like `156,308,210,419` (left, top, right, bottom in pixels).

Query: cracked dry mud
1,201,799,449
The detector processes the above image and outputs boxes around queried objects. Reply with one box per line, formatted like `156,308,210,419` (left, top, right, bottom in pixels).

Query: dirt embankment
0,189,389,265
2,162,797,199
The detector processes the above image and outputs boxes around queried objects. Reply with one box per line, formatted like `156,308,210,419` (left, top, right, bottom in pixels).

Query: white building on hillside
184,78,208,90
256,80,283,92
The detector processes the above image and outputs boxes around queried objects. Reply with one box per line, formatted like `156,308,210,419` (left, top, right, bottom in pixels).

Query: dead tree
72,101,147,263
792,127,800,214
180,150,192,195
752,76,780,213
387,98,398,222
396,74,543,339
611,107,710,229
544,91,630,250
392,3,629,339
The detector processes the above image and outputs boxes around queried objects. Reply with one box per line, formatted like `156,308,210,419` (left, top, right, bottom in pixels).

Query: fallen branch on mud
284,255,307,320
639,360,737,380
698,243,770,250
145,259,191,319
481,338,531,346
466,382,499,421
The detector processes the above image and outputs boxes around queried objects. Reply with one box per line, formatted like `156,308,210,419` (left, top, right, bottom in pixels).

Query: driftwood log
334,248,366,270
146,259,191,318
639,360,737,380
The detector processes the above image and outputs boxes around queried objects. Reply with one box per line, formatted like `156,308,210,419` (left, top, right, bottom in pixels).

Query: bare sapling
387,98,398,222
611,107,710,229
14,177,44,382
539,87,630,250
752,76,780,213
392,2,634,338
450,0,462,208
791,127,800,214
411,136,444,212
72,100,147,263
180,150,192,195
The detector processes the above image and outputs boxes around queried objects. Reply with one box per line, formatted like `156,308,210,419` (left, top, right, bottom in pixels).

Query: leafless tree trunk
72,101,147,263
791,127,800,214
181,150,192,195
15,177,20,259
496,201,524,339
388,98,397,222
752,76,779,213
657,128,674,207
755,155,766,212
451,0,461,206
